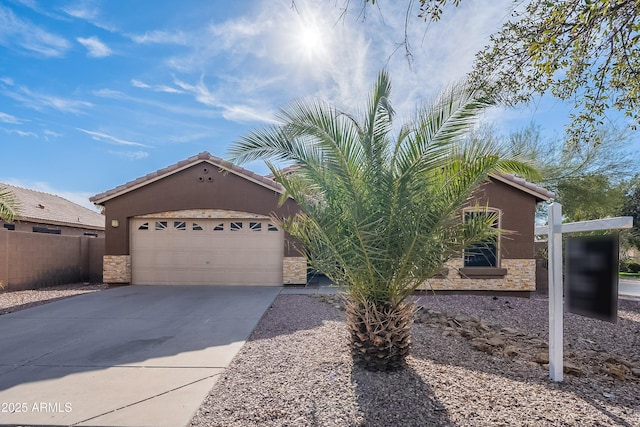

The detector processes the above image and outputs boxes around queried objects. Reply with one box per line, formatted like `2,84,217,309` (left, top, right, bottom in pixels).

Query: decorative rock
535,352,549,364
442,327,456,337
487,336,506,348
471,338,494,354
606,364,628,380
563,362,584,376
503,345,519,357
459,329,474,338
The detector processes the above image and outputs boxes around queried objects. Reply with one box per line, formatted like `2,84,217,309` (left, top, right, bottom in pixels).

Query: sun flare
292,18,327,62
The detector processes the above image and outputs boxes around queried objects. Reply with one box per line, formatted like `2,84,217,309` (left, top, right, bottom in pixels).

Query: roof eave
489,173,555,202
15,216,105,230
90,154,284,205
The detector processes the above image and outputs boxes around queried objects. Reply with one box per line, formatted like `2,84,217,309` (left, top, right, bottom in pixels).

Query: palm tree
228,70,539,371
0,186,19,222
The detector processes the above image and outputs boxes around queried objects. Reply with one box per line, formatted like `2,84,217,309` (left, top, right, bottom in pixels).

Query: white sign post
535,203,632,382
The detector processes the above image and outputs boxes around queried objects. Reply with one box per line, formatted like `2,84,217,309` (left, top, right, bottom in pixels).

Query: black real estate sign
565,234,619,323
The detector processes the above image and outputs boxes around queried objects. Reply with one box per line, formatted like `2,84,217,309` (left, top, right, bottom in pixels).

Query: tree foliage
368,0,640,147
228,70,538,370
0,187,19,222
230,70,537,303
470,122,637,222
621,179,640,248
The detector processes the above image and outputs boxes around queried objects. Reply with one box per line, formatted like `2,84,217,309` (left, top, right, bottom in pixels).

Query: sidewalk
619,278,640,300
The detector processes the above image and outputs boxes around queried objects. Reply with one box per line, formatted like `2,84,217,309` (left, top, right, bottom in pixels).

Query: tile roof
1,183,105,229
89,151,554,206
489,173,555,201
90,152,284,204
268,167,555,201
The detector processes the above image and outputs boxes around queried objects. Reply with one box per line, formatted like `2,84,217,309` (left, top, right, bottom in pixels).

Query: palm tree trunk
344,295,415,371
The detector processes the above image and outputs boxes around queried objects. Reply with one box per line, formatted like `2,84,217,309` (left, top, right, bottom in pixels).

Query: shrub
628,262,640,273
619,260,631,273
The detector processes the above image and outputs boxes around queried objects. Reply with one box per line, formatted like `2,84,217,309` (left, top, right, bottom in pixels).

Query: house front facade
92,152,552,293
425,174,553,293
90,152,306,286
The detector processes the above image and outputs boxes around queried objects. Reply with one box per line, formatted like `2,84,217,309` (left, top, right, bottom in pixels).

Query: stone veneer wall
103,255,131,284
283,257,307,285
135,209,270,219
423,258,536,292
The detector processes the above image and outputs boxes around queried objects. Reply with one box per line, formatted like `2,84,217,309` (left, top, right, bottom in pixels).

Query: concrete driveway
0,285,281,427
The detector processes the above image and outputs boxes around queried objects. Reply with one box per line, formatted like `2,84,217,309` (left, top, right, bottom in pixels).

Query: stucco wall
469,180,537,260
0,228,104,291
102,162,302,257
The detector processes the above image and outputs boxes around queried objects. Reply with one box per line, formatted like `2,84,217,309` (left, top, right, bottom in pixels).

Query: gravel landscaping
190,293,640,427
0,283,107,315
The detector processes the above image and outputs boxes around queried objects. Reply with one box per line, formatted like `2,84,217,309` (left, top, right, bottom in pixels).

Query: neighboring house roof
90,151,284,205
1,183,105,230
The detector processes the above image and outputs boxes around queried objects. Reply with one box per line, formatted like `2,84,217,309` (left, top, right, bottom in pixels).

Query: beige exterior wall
103,255,131,284
423,258,536,292
283,256,307,285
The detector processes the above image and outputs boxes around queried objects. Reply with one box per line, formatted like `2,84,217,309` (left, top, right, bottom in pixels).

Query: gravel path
191,293,640,427
0,283,107,315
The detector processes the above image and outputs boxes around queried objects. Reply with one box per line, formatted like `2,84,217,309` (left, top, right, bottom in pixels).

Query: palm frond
228,70,541,305
0,187,20,222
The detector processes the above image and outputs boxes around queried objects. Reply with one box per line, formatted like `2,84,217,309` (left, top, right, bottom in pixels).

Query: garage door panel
131,218,283,285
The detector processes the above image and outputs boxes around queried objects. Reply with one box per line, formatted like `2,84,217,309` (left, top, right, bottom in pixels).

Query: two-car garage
130,218,284,286
90,152,307,286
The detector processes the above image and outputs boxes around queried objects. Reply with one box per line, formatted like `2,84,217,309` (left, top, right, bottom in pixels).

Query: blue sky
1,0,636,210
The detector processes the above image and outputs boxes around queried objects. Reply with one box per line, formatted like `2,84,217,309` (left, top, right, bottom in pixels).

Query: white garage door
130,218,284,285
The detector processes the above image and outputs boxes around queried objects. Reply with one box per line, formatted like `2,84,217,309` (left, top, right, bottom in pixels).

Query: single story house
91,152,553,292
90,152,304,286
0,184,105,290
427,174,553,293
0,183,105,236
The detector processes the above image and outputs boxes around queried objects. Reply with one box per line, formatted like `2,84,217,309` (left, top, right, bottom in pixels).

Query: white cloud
92,88,126,99
129,30,188,45
4,85,93,113
131,79,183,93
155,0,515,127
43,129,62,141
108,150,150,161
63,5,97,20
172,76,277,123
1,128,37,137
77,36,112,57
220,103,278,124
0,111,24,124
0,4,71,57
77,128,152,148
11,129,37,137
130,79,150,89
93,87,217,119
62,2,115,32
